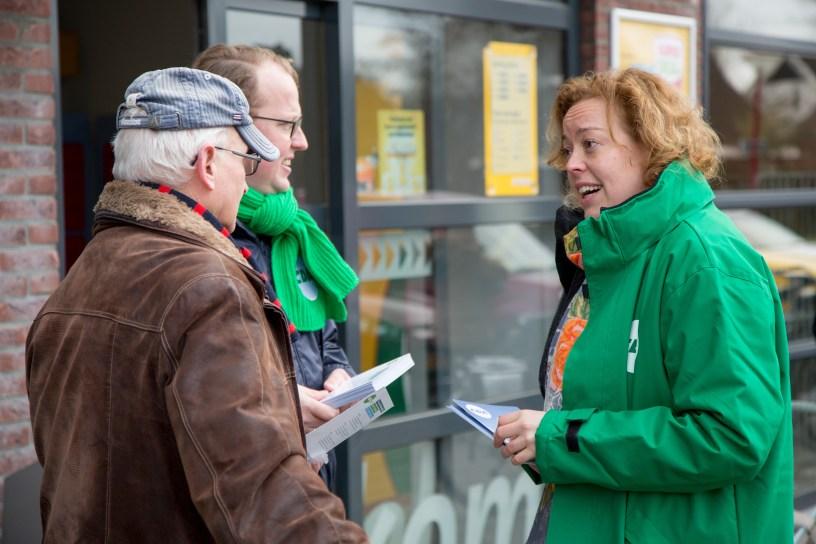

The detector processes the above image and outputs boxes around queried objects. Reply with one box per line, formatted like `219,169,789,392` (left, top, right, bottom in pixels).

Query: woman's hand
493,409,545,465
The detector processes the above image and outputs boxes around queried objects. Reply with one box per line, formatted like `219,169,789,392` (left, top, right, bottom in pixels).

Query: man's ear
193,144,218,190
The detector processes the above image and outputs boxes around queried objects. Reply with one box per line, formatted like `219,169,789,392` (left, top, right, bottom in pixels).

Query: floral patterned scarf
526,226,589,543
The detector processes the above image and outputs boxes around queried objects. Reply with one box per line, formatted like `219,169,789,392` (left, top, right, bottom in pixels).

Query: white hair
111,106,232,187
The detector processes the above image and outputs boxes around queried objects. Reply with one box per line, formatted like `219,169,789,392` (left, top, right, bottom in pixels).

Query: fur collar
94,180,246,266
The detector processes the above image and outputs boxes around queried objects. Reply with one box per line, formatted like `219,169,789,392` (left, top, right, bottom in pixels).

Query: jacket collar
233,219,263,246
93,180,247,267
577,161,715,271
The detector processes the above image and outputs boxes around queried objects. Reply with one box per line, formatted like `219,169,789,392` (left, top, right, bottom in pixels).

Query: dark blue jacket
232,220,355,491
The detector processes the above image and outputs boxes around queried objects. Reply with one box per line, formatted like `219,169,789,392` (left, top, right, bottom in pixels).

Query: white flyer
306,388,394,460
320,353,413,409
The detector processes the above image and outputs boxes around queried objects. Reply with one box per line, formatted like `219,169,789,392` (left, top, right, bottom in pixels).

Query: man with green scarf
193,45,358,491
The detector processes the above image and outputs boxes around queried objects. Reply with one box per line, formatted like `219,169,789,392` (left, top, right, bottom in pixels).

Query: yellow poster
376,109,427,196
483,41,538,197
611,9,697,103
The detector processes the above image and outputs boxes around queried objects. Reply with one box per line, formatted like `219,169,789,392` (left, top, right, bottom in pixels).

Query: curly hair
192,44,298,110
546,68,721,185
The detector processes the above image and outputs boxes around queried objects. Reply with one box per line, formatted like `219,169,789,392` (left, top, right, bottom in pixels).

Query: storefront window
358,223,558,414
354,5,564,201
225,9,329,204
723,205,816,504
362,436,541,544
708,0,816,44
792,356,816,502
709,46,816,190
708,36,816,510
723,208,816,343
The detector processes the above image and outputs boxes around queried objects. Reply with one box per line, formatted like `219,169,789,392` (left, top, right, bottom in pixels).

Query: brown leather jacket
25,181,368,543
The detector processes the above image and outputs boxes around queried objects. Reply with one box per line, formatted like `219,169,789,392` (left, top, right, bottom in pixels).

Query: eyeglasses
214,146,262,176
191,146,262,176
253,115,303,138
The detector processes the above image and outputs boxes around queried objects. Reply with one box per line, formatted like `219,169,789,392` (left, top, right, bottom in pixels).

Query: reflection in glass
225,9,329,204
724,208,816,342
791,356,816,502
362,436,541,544
358,224,559,415
354,9,434,199
708,50,816,499
709,46,816,190
354,5,564,201
708,0,816,44
723,207,816,509
226,11,303,62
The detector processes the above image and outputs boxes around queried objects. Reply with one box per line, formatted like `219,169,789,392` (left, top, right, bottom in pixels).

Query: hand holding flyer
449,400,540,477
305,354,414,461
321,353,414,409
447,399,519,441
306,389,393,460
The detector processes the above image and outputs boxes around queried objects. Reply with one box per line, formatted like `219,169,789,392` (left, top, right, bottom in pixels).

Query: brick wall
0,0,60,533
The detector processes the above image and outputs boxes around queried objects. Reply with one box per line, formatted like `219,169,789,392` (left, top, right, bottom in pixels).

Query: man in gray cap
25,68,368,543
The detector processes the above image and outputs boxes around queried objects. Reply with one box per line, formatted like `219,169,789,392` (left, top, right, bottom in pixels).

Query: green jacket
534,162,793,543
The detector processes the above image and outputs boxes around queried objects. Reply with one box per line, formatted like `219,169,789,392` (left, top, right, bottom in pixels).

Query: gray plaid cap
116,67,279,161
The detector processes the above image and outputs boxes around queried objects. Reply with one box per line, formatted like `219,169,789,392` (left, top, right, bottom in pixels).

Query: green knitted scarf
237,187,359,331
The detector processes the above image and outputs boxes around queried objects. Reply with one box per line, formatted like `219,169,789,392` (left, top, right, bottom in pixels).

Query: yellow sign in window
483,41,538,197
377,109,427,197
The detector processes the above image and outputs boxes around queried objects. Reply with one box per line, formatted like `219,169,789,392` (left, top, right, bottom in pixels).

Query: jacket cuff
521,463,543,484
535,408,596,472
566,420,583,452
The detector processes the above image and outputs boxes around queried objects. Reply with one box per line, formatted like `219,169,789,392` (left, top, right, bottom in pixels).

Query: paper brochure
321,353,414,409
306,389,393,460
447,399,519,441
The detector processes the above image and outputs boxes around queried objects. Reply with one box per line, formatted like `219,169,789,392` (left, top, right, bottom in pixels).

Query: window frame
342,0,575,523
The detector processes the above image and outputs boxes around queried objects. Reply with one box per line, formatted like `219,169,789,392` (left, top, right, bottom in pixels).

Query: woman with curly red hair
495,68,793,543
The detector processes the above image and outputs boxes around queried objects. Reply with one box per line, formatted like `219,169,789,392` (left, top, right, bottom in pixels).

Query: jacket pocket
624,487,738,543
